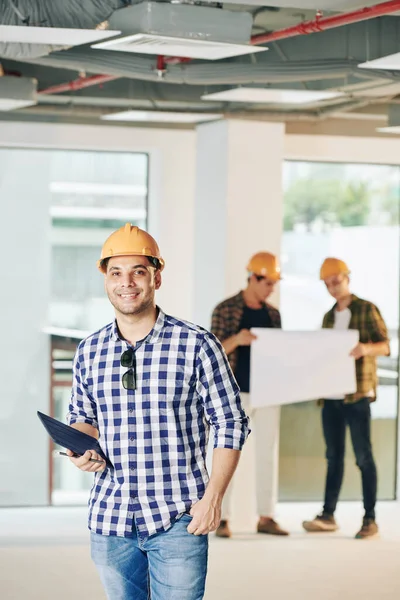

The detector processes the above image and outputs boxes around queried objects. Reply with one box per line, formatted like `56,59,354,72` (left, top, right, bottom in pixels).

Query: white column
147,130,197,322
193,119,284,328
194,119,285,532
0,149,51,506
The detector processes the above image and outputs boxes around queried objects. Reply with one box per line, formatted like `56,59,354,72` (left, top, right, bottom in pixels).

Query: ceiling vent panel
92,2,266,60
0,26,121,46
94,33,266,60
359,52,400,71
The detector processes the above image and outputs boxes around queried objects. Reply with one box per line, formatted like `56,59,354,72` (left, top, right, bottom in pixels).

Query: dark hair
148,256,161,270
101,258,110,272
247,273,265,283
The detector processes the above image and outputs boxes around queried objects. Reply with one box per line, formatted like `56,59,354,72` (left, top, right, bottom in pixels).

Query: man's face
251,275,278,302
323,273,349,301
105,255,161,317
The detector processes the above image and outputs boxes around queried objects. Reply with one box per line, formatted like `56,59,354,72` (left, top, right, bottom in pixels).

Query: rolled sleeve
196,333,250,450
67,347,98,429
368,304,390,349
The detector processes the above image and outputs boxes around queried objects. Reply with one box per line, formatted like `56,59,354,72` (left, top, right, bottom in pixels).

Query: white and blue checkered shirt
68,308,249,539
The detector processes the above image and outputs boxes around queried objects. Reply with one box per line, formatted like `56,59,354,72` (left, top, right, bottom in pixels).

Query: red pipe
164,56,192,65
156,55,166,72
38,74,118,95
251,0,400,45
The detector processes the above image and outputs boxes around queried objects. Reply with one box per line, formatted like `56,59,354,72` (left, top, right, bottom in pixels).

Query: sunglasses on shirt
121,348,136,390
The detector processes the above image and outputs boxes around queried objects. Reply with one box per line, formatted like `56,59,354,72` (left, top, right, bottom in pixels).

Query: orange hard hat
247,252,281,281
320,257,350,280
97,223,165,273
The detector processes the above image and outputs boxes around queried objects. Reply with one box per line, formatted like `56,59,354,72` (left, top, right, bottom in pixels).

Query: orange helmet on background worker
320,258,350,281
247,252,281,282
97,223,165,273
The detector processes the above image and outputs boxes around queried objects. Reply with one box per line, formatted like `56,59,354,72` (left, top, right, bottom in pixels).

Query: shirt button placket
129,432,137,501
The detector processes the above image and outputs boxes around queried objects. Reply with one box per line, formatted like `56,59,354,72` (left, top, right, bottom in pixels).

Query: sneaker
302,513,339,532
355,518,379,540
215,519,232,538
257,517,289,536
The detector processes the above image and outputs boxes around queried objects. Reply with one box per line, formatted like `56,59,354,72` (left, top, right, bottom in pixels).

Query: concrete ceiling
0,0,399,135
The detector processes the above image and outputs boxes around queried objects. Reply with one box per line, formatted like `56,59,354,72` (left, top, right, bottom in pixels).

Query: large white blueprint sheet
250,329,359,407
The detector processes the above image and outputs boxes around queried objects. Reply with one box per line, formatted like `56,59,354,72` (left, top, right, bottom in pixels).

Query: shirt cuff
213,426,250,451
68,415,98,429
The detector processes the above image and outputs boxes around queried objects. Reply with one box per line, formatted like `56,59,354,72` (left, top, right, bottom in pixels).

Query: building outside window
279,161,400,501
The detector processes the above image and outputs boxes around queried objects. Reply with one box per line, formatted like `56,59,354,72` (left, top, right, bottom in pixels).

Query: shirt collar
109,307,166,344
332,294,359,314
239,289,271,311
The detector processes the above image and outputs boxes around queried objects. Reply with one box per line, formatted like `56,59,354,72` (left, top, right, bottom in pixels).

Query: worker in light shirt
303,258,390,540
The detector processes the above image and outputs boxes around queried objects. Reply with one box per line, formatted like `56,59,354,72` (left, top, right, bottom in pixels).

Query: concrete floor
1,502,400,600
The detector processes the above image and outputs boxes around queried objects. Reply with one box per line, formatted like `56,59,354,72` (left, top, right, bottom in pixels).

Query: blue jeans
91,514,208,600
322,398,378,520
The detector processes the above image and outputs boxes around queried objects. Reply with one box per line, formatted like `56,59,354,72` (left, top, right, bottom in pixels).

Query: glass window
49,150,148,334
279,161,400,501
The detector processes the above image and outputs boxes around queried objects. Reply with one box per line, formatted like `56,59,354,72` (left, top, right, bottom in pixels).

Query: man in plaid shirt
211,251,289,538
66,223,249,600
303,258,390,540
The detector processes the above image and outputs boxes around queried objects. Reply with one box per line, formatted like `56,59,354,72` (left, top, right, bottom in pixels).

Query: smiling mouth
118,292,140,300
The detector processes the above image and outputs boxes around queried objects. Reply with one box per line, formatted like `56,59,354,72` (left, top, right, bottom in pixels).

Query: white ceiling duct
93,32,266,61
0,75,37,111
0,25,121,59
101,110,222,123
92,2,265,60
359,53,400,71
202,88,344,104
0,25,121,46
0,0,125,59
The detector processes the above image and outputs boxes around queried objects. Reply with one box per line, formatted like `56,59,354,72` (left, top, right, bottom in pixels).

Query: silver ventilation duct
28,49,389,86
